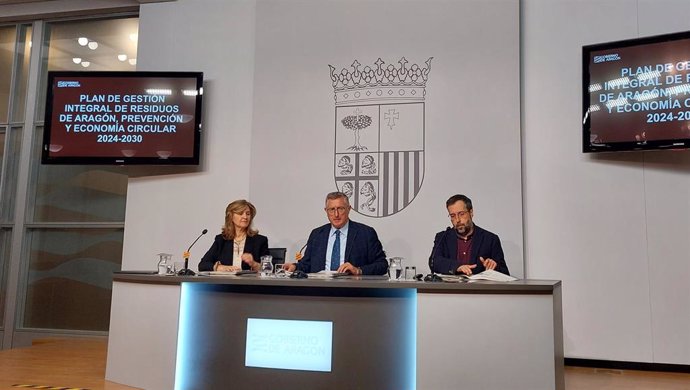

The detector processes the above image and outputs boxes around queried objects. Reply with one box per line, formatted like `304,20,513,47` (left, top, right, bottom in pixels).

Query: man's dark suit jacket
428,225,510,275
198,233,269,271
295,220,388,275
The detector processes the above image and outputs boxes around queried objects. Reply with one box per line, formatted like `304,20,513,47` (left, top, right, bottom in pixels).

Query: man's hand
456,264,477,275
337,262,362,275
284,263,297,272
480,256,497,271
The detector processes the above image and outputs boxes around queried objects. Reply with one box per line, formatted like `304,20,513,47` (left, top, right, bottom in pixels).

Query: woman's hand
241,253,259,270
216,263,240,272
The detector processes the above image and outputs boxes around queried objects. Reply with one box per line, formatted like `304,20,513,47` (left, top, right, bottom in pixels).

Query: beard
455,221,473,236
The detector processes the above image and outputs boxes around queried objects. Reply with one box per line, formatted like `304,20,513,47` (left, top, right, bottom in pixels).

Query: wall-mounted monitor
583,31,690,153
42,71,203,164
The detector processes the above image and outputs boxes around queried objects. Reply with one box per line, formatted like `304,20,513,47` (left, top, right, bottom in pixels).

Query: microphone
187,228,208,252
178,228,208,276
428,226,452,276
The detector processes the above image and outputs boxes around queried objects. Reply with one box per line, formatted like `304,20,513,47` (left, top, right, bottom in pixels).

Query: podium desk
106,274,563,390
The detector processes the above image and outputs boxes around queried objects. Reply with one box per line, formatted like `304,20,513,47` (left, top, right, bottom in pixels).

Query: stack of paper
308,270,339,279
465,269,518,282
199,270,239,276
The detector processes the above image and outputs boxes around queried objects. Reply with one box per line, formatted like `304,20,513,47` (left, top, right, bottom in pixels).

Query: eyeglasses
325,206,349,215
448,210,469,219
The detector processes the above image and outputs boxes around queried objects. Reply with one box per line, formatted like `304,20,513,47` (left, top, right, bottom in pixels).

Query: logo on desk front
330,57,432,217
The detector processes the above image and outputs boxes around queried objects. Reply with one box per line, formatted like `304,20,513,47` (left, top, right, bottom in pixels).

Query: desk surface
113,273,560,294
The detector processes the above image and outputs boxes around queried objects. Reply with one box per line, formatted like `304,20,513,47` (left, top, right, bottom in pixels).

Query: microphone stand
178,229,207,276
179,253,195,276
295,242,308,261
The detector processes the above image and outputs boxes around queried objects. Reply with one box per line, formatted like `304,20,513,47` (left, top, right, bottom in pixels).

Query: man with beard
428,194,510,275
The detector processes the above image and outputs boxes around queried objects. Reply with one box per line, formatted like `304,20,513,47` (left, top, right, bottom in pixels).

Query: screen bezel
582,30,690,153
41,70,203,165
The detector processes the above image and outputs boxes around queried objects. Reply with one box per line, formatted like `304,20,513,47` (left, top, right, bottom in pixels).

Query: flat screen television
42,71,203,164
583,31,690,153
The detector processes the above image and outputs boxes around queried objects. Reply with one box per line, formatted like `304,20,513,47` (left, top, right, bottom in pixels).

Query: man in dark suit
286,192,388,275
429,194,510,275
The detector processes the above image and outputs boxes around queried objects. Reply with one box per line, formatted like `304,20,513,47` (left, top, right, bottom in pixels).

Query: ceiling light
72,57,82,64
88,41,98,50
81,61,90,68
77,37,88,46
117,54,128,62
145,88,172,95
128,58,137,65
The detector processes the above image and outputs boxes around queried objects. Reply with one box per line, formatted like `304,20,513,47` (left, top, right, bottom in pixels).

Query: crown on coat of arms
329,57,433,105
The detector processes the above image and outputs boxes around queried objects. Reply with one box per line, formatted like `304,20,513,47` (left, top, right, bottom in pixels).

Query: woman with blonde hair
198,200,269,272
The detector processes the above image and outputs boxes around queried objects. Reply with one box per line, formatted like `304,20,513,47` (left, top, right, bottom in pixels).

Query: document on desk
308,270,339,279
463,269,518,282
438,274,462,282
306,270,349,279
198,270,239,276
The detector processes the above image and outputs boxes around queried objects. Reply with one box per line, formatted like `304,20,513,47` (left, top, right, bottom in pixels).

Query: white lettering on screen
245,318,333,372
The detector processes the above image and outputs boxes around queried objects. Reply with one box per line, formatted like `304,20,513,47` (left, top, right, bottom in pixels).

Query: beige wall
523,0,690,364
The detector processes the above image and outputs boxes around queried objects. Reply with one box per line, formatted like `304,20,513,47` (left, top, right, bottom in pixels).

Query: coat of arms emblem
330,57,432,217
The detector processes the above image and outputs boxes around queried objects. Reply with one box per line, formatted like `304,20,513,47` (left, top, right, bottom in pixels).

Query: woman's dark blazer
198,233,269,271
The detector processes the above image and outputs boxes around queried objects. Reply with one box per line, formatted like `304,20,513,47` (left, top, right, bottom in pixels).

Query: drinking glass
404,266,417,280
173,261,185,274
275,263,289,278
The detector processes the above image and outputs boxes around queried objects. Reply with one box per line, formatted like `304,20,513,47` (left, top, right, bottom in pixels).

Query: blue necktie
330,230,341,271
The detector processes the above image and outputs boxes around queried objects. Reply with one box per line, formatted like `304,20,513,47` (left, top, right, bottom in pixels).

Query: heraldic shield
330,57,432,217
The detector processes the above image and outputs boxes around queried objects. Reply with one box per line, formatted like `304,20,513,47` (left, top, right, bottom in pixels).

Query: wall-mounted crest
330,57,432,217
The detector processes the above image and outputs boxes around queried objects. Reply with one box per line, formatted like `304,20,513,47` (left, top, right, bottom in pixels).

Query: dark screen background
46,75,200,159
586,36,690,145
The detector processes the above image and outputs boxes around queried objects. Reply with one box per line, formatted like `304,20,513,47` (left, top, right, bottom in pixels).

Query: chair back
268,247,287,265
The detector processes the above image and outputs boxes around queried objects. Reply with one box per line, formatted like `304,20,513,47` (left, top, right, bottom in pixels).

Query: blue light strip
407,289,418,390
174,282,194,390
